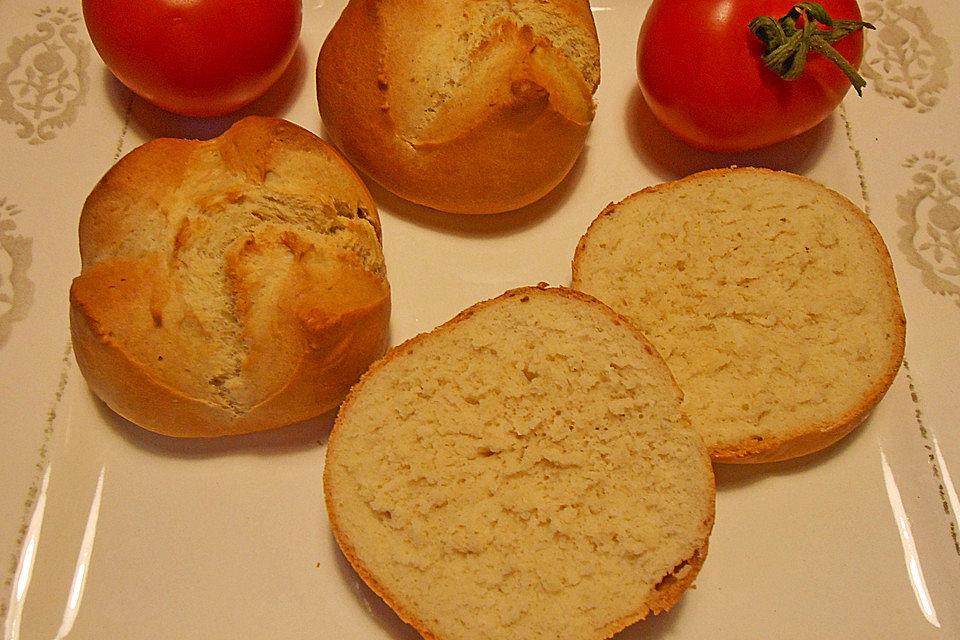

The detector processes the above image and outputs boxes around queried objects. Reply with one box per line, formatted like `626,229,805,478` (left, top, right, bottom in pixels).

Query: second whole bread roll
316,0,600,215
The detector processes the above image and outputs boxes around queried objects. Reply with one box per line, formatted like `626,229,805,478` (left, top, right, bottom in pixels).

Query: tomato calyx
749,2,875,95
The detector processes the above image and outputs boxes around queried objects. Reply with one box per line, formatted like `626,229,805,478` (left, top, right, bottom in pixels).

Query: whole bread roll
325,285,715,640
316,0,600,214
572,167,906,463
70,117,390,437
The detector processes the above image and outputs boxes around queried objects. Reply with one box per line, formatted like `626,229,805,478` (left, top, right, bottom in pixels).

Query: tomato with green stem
636,0,873,152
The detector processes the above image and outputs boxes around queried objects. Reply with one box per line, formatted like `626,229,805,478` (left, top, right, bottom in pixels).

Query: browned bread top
316,0,600,214
70,116,390,437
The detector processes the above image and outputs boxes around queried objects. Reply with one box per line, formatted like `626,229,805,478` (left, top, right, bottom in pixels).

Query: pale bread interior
573,169,905,461
325,287,714,640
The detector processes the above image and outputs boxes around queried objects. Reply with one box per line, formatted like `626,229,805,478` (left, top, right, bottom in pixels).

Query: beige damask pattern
897,153,960,306
860,0,951,112
0,7,89,144
0,198,34,349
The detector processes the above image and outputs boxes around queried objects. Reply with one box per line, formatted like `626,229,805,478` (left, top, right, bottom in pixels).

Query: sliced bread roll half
325,285,715,640
316,0,600,214
572,167,906,463
70,117,390,437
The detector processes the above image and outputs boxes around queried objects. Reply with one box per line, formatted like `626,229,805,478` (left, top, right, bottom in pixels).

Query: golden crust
316,0,599,214
70,116,390,437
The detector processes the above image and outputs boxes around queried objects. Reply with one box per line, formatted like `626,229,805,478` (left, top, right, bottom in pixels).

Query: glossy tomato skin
83,0,301,117
637,0,865,152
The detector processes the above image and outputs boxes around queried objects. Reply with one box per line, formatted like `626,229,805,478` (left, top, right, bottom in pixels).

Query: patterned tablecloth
1,1,958,638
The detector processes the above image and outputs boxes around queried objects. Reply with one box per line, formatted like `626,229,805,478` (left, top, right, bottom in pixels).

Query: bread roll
325,285,715,640
70,116,390,437
572,167,906,463
316,0,600,214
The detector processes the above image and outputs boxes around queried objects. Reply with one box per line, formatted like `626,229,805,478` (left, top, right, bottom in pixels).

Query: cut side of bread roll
70,117,390,437
325,285,715,640
572,167,906,463
316,0,600,214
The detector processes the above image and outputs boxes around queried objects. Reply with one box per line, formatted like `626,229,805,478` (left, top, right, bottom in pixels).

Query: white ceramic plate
2,1,959,638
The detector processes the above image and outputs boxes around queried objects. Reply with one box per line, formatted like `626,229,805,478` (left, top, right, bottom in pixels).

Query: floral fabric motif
0,7,89,144
897,153,960,306
0,198,34,349
860,0,951,112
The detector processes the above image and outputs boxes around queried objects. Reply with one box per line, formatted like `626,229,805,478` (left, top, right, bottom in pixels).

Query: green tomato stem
748,3,875,96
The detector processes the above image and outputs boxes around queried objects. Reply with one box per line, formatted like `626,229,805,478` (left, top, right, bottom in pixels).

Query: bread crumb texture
325,287,714,640
573,168,906,460
70,117,389,434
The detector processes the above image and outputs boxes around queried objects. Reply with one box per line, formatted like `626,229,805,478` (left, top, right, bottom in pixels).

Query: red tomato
83,0,302,117
637,0,868,152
